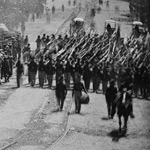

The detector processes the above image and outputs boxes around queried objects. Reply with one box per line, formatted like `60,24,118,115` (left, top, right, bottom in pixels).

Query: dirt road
0,0,149,150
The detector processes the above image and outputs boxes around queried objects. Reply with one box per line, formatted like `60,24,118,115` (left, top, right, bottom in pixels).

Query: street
0,0,150,150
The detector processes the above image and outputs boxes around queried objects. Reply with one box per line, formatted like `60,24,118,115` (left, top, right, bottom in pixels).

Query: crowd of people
14,25,148,113
0,0,46,31
0,0,150,116
0,35,24,84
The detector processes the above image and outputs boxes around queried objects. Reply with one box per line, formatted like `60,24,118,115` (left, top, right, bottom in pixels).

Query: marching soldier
45,57,54,89
56,75,67,111
102,63,109,94
28,56,37,87
92,63,100,92
105,79,117,119
41,34,46,47
35,35,41,51
38,56,46,88
52,5,55,14
64,60,72,89
15,58,24,88
83,62,92,92
55,57,63,84
72,74,87,113
62,4,64,12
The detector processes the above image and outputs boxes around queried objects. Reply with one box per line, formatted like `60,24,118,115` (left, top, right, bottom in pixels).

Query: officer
105,79,117,118
38,56,46,88
56,75,67,111
28,56,37,87
45,57,54,89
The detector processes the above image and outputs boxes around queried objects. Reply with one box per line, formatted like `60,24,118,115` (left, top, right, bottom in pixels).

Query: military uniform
38,58,46,88
56,76,67,111
105,80,117,118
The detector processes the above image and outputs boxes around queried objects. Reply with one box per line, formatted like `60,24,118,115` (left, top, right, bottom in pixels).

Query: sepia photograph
0,0,150,150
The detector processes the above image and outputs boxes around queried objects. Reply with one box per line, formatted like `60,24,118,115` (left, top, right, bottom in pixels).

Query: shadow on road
108,129,127,142
101,117,110,121
68,111,89,116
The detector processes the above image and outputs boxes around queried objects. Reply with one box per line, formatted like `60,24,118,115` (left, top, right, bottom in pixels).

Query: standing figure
21,22,26,37
31,13,35,22
115,5,119,14
62,4,64,12
35,35,41,51
55,58,63,84
73,0,76,6
45,57,54,88
41,34,46,47
105,79,117,119
28,57,37,87
2,56,11,82
91,8,96,17
38,57,46,88
22,44,31,62
46,9,50,24
56,75,67,111
106,0,109,8
45,35,50,45
102,64,109,94
24,35,29,46
52,5,55,14
15,58,24,88
0,52,3,84
64,60,71,89
68,0,71,6
72,75,87,113
83,62,92,92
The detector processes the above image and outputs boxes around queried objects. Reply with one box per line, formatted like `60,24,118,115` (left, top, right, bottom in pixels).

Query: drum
80,93,90,104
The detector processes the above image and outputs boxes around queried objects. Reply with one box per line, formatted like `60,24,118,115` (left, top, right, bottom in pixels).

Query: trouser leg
60,98,65,110
17,74,20,87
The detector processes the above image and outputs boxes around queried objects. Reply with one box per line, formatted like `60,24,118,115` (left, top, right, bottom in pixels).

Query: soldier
28,56,37,87
68,0,71,6
83,62,92,92
38,56,46,88
73,0,76,6
15,58,24,88
110,66,117,82
45,35,50,45
91,8,96,17
62,4,64,12
45,57,54,88
24,35,29,46
72,74,87,113
92,63,99,92
21,21,25,36
35,35,41,51
106,0,109,8
31,13,35,22
56,75,67,111
105,79,117,119
52,5,55,14
64,60,72,89
41,34,46,47
0,51,3,84
133,67,140,98
46,10,50,24
102,63,109,94
141,66,149,98
55,57,63,84
75,58,82,76
2,56,11,82
22,44,31,62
